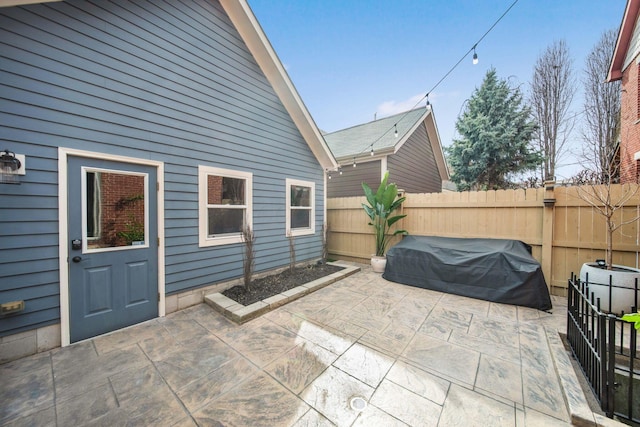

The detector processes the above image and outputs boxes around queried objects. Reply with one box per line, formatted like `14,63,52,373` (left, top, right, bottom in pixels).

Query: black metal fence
567,274,639,423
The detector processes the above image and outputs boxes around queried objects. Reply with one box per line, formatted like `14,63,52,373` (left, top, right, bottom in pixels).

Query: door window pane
86,171,146,249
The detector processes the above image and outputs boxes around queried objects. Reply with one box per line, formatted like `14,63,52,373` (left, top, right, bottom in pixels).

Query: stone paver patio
0,263,624,426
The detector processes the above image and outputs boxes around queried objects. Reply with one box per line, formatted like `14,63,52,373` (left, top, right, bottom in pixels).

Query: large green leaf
386,215,406,227
361,171,408,256
362,204,376,221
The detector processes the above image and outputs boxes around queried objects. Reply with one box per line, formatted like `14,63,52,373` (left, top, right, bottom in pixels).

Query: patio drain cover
349,396,367,412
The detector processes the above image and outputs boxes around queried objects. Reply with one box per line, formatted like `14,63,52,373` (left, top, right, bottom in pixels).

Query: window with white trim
286,178,315,236
199,166,252,247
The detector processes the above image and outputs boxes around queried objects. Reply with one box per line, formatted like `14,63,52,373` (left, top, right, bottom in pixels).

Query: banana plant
362,171,408,257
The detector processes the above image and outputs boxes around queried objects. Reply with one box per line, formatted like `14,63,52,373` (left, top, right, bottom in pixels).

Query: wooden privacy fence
327,183,640,296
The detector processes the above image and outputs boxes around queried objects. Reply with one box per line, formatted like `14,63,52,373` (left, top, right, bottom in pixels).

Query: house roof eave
608,0,640,82
1,0,338,171
424,109,450,181
0,0,60,6
393,108,431,153
335,148,393,164
219,0,338,170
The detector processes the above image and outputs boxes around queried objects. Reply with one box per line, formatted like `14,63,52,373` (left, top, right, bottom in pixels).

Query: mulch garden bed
222,263,344,306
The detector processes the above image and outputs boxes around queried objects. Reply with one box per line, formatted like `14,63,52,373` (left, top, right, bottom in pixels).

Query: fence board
328,184,640,297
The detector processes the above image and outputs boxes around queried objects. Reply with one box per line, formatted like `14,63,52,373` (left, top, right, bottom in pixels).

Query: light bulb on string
426,93,431,109
370,146,374,156
394,124,398,138
472,45,478,65
339,167,343,175
353,157,356,168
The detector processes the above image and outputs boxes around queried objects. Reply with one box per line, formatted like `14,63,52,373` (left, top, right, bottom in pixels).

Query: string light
339,167,343,175
347,0,519,159
370,146,374,156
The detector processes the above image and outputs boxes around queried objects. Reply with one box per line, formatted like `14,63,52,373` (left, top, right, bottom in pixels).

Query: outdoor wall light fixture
0,149,25,184
472,45,479,65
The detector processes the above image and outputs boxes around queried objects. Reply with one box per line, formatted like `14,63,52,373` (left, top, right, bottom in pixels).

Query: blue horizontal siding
2,272,60,293
0,0,326,337
1,283,59,301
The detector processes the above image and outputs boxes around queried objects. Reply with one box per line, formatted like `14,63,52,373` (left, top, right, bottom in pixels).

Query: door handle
72,256,82,263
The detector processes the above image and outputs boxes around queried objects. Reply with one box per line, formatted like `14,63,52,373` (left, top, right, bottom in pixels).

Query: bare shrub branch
288,233,296,273
241,224,255,291
321,222,329,264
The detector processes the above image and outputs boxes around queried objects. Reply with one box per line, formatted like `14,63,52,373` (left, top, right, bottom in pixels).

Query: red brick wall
207,175,223,204
99,173,145,247
619,60,640,183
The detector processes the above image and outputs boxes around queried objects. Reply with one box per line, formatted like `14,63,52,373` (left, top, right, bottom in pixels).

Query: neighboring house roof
324,107,450,181
0,0,338,170
608,0,640,81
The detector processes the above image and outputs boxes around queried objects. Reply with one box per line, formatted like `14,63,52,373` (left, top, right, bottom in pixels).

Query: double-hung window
286,178,314,236
199,166,252,247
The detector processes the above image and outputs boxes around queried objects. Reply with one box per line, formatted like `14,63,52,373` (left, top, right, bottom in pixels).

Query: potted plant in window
362,171,407,273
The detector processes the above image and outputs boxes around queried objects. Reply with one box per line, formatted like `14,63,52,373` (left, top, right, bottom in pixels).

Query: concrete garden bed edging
204,262,360,324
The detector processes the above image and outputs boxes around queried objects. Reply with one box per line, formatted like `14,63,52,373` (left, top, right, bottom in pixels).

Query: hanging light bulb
339,167,343,175
426,93,430,109
328,173,332,180
353,157,357,168
472,45,478,65
370,146,374,156
394,124,398,138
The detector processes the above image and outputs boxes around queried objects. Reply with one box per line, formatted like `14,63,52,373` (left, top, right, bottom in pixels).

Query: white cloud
376,93,426,118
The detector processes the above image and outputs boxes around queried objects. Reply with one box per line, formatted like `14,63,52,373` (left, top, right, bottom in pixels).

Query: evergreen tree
448,68,540,190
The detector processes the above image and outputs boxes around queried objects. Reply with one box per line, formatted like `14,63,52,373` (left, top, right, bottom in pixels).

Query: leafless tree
572,169,640,270
581,29,620,181
529,39,576,181
571,29,637,270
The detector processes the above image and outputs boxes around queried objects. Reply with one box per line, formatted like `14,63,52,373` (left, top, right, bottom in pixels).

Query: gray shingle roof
324,107,429,159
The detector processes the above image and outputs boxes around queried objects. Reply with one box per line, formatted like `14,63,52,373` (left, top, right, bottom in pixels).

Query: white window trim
286,178,315,237
199,165,252,247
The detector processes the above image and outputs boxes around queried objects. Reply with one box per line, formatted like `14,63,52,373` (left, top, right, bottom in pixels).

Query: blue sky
248,0,626,179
